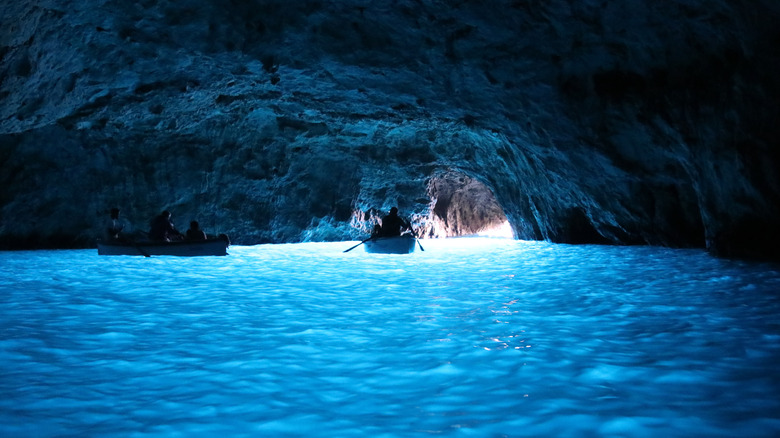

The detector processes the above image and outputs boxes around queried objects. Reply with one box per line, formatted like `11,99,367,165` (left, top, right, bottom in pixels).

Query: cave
4,4,780,436
1,1,779,260
422,171,512,238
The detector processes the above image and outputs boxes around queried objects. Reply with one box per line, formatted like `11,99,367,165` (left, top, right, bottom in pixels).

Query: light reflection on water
1,239,779,437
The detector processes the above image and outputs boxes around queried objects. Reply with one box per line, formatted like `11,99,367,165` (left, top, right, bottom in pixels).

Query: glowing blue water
1,239,779,437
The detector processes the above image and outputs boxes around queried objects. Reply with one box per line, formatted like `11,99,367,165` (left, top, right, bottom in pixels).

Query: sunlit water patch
1,239,779,437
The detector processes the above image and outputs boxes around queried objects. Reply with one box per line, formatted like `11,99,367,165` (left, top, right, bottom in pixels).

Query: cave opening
421,171,513,238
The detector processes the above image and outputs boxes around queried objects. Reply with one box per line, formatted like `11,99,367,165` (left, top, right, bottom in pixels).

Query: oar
128,231,152,257
133,241,151,257
410,228,425,252
343,237,372,253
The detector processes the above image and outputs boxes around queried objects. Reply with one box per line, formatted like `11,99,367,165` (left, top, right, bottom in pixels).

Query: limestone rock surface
1,0,779,260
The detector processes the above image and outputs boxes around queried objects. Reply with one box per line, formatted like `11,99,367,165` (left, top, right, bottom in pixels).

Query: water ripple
1,240,779,436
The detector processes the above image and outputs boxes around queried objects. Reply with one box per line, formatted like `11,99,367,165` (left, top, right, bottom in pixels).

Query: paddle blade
343,238,370,253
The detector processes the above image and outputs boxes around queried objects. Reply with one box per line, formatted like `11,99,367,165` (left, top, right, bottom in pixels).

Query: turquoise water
1,239,779,437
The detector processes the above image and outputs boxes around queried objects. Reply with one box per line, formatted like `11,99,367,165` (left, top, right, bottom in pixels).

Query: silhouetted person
106,207,125,241
149,210,182,241
379,207,410,237
186,220,207,240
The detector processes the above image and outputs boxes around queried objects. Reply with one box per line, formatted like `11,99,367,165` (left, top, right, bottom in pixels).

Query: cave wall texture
1,0,779,260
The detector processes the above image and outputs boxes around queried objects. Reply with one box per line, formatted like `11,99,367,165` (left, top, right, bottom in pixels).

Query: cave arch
421,171,512,238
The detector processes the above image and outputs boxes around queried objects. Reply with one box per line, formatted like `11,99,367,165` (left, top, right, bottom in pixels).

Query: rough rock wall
1,0,778,259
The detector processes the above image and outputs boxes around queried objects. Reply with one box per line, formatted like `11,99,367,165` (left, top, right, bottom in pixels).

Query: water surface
1,239,779,437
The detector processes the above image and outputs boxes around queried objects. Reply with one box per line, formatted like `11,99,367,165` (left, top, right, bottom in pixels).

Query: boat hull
97,238,228,256
364,236,416,254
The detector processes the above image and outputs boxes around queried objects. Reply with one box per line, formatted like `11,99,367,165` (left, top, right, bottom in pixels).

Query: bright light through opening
476,220,514,238
420,171,513,239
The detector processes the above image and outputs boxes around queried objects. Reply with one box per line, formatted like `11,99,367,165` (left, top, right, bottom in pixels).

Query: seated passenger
186,221,207,240
106,207,125,241
379,207,410,237
149,210,183,241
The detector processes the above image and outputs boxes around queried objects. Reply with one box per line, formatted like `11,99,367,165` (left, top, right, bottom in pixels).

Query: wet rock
0,0,779,260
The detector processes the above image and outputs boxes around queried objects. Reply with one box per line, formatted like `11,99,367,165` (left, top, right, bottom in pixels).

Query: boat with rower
97,236,229,257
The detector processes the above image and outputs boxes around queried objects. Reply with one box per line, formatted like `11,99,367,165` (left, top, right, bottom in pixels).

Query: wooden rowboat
97,237,229,257
363,235,417,254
